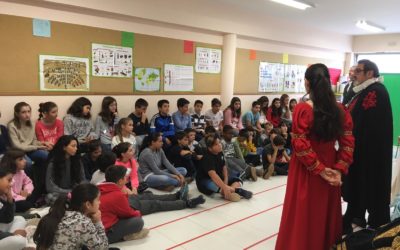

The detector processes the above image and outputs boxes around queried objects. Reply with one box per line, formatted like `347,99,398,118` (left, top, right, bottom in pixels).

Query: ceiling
212,0,400,35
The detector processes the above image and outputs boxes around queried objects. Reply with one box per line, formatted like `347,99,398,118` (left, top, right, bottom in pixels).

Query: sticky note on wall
249,50,257,60
122,32,135,47
33,19,51,37
282,53,289,64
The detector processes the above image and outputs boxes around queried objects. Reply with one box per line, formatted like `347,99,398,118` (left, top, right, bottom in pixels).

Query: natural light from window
356,54,400,73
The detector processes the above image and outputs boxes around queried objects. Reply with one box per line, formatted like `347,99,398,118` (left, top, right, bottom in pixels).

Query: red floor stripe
149,183,287,230
165,203,283,250
243,232,279,250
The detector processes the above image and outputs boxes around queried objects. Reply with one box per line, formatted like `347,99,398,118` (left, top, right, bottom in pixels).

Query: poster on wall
195,47,222,74
92,43,132,77
134,67,160,92
259,62,285,92
284,64,307,93
164,64,194,91
39,55,89,91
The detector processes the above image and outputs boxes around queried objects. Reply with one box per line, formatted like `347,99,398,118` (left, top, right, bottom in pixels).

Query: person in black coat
342,59,393,233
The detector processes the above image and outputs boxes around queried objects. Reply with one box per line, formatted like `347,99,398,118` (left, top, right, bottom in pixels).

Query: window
356,53,400,73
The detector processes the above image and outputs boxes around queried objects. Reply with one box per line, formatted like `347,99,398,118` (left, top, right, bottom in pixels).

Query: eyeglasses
354,68,365,73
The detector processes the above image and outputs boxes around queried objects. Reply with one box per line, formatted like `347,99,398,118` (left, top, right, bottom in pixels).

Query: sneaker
185,177,194,184
249,167,258,182
226,192,241,202
263,164,274,180
235,188,253,199
26,218,41,227
177,183,189,201
123,228,150,241
186,195,206,208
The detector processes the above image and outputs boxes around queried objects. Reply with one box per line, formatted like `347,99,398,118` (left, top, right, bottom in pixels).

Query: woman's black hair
38,102,57,120
0,148,25,174
10,102,32,129
289,99,297,112
139,132,162,154
280,94,289,112
33,183,99,249
115,118,133,143
226,97,241,118
112,142,132,159
98,96,117,124
67,97,92,119
48,135,83,188
305,63,344,141
270,98,282,117
0,166,13,178
257,96,269,116
105,165,127,183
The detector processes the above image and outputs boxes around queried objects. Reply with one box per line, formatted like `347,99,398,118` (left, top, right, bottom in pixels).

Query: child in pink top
0,149,35,212
223,97,243,135
112,142,140,194
35,102,64,148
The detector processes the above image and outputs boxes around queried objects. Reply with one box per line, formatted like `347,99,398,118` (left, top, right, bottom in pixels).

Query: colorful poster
328,68,342,85
92,43,132,78
39,55,89,91
134,68,160,92
164,64,194,92
284,64,307,93
195,47,222,74
259,62,285,92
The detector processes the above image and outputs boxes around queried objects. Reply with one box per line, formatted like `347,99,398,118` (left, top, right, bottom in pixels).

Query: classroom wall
353,34,400,52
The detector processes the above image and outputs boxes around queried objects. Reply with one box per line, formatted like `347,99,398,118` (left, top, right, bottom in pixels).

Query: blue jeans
145,167,187,188
197,177,242,195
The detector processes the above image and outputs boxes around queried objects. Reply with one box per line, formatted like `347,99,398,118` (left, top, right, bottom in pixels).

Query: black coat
342,82,393,211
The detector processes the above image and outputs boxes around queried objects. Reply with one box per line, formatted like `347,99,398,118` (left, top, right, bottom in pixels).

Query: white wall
353,34,400,53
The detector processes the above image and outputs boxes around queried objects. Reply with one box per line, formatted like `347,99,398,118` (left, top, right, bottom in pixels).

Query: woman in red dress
275,63,354,250
267,98,282,127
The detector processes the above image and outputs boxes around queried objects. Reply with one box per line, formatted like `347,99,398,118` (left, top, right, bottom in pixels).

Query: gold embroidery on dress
343,131,353,136
307,160,320,171
292,133,306,139
295,148,313,157
338,160,349,168
342,146,354,152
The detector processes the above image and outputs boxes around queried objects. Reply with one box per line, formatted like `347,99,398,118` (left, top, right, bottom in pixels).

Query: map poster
92,43,132,78
195,47,222,74
134,67,160,92
259,62,284,92
39,55,89,91
164,64,194,92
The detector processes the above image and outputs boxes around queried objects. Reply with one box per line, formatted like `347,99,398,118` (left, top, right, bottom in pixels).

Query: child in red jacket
98,166,149,243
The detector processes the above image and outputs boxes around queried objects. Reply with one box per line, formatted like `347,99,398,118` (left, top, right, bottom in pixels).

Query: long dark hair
0,148,25,174
33,183,99,249
305,63,343,141
38,102,57,120
139,132,162,155
257,96,269,115
226,97,241,118
270,98,282,117
67,97,92,119
280,94,289,110
10,102,32,129
48,135,83,187
98,96,117,124
112,142,132,159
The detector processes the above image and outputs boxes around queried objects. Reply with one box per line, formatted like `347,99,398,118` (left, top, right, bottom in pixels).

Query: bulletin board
234,48,343,94
0,14,221,95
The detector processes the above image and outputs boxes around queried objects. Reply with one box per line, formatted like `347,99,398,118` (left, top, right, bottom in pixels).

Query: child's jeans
145,168,187,188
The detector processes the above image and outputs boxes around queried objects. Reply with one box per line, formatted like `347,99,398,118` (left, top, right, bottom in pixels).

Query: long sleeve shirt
150,113,175,139
0,198,15,240
223,109,243,130
63,114,97,143
138,147,180,180
172,111,192,132
94,116,119,146
11,170,34,201
8,121,42,152
35,119,64,145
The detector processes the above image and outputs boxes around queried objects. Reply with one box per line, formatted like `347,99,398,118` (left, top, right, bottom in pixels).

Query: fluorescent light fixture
356,20,385,32
270,0,314,10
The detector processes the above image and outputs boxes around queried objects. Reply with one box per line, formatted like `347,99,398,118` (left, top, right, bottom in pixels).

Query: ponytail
38,102,57,121
139,132,161,156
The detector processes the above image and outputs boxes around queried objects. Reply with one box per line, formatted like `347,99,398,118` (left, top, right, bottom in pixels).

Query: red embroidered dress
275,102,354,250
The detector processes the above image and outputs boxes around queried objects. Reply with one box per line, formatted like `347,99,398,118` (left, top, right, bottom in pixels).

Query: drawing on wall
164,64,194,91
259,62,285,92
92,43,132,77
195,47,222,74
39,55,89,91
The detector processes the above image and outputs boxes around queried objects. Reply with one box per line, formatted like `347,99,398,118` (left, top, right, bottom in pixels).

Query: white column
220,33,237,106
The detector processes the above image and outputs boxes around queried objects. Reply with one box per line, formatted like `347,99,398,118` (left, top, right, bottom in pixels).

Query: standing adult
342,65,356,105
342,59,393,233
275,63,354,250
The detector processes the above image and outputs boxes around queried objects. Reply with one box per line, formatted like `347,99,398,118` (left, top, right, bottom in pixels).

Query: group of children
0,94,297,249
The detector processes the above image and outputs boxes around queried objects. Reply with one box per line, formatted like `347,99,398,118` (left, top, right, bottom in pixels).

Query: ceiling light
356,20,385,32
270,0,314,10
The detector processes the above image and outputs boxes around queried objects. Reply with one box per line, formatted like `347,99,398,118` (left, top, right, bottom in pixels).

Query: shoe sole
124,228,150,241
227,193,241,202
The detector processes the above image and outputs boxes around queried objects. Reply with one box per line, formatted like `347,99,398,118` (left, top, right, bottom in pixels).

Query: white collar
353,78,378,94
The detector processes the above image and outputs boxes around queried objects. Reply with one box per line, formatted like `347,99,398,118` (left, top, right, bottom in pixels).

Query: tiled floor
111,153,400,250
110,176,287,250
